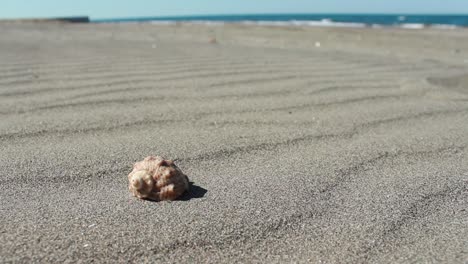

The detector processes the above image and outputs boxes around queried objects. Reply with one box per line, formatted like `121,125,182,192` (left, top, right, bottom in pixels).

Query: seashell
128,156,189,201
208,37,217,44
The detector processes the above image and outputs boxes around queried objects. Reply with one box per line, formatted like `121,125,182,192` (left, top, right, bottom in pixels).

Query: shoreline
92,20,465,30
91,13,468,28
0,16,89,24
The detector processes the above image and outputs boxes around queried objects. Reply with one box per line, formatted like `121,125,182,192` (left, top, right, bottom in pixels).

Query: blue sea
93,14,468,28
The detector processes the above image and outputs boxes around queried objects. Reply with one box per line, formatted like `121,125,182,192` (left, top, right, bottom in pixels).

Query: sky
2,0,468,19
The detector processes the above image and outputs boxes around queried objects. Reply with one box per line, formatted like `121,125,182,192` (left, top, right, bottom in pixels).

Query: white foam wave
149,20,177,25
241,19,367,28
147,19,368,28
400,23,426,29
145,19,460,29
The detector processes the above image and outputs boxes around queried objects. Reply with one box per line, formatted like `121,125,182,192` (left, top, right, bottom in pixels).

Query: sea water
93,14,468,28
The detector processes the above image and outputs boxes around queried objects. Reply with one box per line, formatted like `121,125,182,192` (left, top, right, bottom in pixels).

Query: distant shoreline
2,14,466,28
0,16,89,23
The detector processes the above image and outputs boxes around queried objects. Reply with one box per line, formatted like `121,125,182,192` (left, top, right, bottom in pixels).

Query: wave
146,18,461,29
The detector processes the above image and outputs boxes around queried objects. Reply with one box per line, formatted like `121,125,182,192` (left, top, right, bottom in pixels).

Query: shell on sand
128,156,189,201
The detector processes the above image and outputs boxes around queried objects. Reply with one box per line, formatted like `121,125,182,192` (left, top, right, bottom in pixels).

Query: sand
0,23,467,263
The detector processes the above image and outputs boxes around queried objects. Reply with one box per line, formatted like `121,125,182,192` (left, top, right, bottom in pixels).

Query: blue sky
2,0,468,19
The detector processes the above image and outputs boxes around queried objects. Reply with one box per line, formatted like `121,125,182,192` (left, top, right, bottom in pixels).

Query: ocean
93,14,468,28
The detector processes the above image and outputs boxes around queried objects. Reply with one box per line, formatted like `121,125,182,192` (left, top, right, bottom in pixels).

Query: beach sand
0,23,467,263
